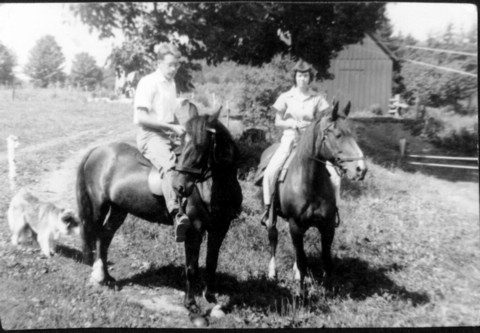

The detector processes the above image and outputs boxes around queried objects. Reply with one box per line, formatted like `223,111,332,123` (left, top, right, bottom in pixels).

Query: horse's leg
184,227,203,312
289,219,307,297
319,222,335,277
90,206,127,287
204,223,229,304
267,224,278,279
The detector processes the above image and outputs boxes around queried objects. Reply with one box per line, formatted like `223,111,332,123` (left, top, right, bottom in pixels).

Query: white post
226,101,230,128
7,135,19,191
399,138,407,157
212,93,216,109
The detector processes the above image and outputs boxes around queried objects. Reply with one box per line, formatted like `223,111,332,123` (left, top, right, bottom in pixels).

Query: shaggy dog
7,188,80,257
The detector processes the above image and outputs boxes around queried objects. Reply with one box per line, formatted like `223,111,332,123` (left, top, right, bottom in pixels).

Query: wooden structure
399,139,478,170
321,33,398,113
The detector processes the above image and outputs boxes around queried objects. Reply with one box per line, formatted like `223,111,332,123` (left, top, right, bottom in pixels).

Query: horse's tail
76,148,96,265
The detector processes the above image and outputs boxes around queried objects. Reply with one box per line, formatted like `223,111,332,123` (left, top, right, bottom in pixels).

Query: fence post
399,138,407,157
226,101,230,129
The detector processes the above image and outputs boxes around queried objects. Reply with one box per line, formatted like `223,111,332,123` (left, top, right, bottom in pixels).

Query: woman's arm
274,112,298,130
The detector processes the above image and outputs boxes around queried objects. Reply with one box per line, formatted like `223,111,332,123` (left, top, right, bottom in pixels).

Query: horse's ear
342,101,351,117
209,106,222,121
331,100,340,121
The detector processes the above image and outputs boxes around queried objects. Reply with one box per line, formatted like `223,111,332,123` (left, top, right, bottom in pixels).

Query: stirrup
260,206,270,227
335,206,341,227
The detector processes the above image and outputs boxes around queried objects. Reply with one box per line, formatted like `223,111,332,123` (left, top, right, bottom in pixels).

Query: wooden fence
399,139,478,170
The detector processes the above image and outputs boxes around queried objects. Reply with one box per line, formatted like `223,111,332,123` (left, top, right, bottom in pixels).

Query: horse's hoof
105,278,120,290
209,305,225,319
190,314,209,328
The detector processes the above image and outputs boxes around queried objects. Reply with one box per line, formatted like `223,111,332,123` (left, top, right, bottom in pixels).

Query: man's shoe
175,213,191,242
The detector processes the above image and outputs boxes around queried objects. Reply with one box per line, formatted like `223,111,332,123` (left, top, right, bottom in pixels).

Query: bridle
309,120,365,168
173,127,217,183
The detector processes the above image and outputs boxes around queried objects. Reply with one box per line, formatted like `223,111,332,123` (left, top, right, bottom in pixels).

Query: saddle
135,145,183,197
253,143,296,187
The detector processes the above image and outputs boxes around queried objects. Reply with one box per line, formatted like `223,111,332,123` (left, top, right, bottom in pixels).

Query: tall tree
71,3,387,90
25,35,65,87
0,42,16,85
70,52,103,90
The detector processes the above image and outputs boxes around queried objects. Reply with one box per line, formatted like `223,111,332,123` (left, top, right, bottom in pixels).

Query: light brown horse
256,101,367,295
76,105,242,313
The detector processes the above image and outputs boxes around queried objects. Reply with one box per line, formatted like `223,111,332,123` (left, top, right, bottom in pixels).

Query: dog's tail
76,148,96,266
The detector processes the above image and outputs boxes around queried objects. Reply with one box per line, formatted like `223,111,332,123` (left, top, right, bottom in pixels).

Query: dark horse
256,101,367,295
76,105,242,312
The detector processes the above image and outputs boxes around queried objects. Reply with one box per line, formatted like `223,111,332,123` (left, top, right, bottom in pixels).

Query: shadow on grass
308,255,430,306
56,244,84,264
116,263,297,314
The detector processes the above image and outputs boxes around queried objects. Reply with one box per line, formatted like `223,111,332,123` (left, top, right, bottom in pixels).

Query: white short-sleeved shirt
273,87,329,127
134,70,179,136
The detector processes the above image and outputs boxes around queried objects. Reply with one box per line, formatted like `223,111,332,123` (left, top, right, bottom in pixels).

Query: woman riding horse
261,60,339,226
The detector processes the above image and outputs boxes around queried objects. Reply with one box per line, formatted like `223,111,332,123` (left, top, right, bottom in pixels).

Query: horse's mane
184,114,238,166
295,112,330,162
295,110,352,162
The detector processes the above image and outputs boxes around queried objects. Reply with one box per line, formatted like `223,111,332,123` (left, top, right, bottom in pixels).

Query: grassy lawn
0,88,478,329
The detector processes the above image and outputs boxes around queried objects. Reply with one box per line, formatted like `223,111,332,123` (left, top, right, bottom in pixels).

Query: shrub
369,104,383,115
432,125,478,154
236,136,271,181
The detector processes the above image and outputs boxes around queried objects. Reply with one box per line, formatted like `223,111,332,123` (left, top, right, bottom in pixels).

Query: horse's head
172,106,238,197
314,101,367,181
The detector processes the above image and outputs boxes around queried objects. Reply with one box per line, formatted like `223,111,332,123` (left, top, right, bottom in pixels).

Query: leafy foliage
25,35,65,87
396,25,477,113
70,53,103,90
0,42,16,85
70,2,387,88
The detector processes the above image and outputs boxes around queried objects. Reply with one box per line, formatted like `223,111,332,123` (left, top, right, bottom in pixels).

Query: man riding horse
133,42,191,242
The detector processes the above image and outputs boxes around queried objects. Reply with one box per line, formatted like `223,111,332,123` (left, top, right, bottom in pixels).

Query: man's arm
134,107,185,135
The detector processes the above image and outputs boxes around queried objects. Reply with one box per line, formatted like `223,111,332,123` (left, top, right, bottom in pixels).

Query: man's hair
154,42,181,61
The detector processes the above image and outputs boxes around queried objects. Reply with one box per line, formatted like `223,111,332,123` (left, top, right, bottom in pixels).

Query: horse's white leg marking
90,259,105,284
268,257,277,279
293,261,301,281
11,233,19,246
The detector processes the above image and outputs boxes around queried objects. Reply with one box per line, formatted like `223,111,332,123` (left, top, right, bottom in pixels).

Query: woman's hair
292,70,314,86
292,60,314,86
154,42,181,61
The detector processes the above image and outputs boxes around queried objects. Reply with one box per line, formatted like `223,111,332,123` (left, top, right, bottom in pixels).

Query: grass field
0,88,478,329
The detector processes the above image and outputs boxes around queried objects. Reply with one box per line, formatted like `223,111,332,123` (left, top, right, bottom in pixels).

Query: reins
174,126,217,183
309,121,364,166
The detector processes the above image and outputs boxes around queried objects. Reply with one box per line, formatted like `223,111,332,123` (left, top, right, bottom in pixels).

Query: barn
321,33,398,113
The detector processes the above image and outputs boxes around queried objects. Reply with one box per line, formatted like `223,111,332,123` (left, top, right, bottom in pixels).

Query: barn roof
335,33,399,64
367,33,399,63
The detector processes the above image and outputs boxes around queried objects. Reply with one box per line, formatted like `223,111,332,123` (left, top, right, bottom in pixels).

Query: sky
0,2,477,74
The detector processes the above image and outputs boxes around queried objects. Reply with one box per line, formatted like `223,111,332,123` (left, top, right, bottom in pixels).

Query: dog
7,188,80,257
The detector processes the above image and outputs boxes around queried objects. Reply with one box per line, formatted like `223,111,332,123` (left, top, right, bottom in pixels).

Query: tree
0,42,16,85
70,3,387,90
25,35,65,87
70,52,103,90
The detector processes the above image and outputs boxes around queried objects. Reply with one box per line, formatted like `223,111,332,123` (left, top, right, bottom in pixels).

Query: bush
432,125,478,154
236,136,271,181
369,104,383,115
